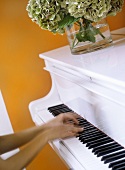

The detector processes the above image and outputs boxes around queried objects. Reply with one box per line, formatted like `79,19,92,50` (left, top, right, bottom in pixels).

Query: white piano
29,27,125,170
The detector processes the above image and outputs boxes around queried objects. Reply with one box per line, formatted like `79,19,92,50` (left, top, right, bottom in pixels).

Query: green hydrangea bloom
26,0,68,34
108,0,124,16
67,0,112,22
26,0,124,35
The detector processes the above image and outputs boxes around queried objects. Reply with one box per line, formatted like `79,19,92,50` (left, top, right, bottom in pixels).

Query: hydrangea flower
26,0,68,34
108,0,124,16
26,0,124,33
67,0,112,22
26,0,124,49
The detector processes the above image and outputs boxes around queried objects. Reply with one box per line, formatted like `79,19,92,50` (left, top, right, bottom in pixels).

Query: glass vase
66,19,112,55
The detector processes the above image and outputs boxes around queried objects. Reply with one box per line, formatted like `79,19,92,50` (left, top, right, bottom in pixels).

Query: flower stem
71,18,106,49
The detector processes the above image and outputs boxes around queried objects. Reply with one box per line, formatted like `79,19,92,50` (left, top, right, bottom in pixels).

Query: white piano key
59,142,86,170
62,137,110,170
37,110,54,123
34,115,44,126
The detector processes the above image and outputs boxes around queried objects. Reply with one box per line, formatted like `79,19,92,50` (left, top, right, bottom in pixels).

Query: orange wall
107,4,125,30
0,1,125,170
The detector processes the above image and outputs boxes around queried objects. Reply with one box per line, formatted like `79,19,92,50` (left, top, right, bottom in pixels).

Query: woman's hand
45,112,79,127
44,112,84,141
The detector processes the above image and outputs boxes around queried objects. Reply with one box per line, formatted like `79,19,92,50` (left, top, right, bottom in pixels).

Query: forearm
0,113,83,170
0,125,46,154
0,132,48,170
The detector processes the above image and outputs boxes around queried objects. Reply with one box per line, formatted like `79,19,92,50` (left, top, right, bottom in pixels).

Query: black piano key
49,106,72,114
80,134,106,144
94,142,122,155
61,107,72,112
57,104,69,109
77,118,85,121
84,128,99,133
104,154,125,164
51,110,60,116
79,130,104,140
81,125,95,130
112,162,125,170
84,125,95,129
49,105,73,117
78,123,92,128
78,119,90,123
113,166,125,170
83,126,96,131
109,159,125,168
92,142,117,153
79,121,98,128
80,133,106,142
82,134,107,144
54,108,66,113
78,123,93,129
79,120,96,128
78,125,100,137
83,125,99,131
86,135,112,145
86,136,108,146
78,131,100,139
78,122,92,128
80,130,101,139
79,133,95,141
81,122,94,126
86,136,110,147
78,119,85,121
112,166,125,170
102,150,125,163
88,138,113,149
97,145,124,157
79,124,94,130
77,118,87,122
78,121,93,127
48,104,66,111
78,121,91,126
79,129,96,136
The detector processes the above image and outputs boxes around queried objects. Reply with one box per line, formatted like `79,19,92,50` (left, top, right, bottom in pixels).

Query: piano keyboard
38,104,125,170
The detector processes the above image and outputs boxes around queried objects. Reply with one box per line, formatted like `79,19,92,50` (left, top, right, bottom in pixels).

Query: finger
65,130,80,138
66,112,80,118
66,124,84,134
63,113,79,124
61,124,83,139
72,127,84,134
64,131,77,138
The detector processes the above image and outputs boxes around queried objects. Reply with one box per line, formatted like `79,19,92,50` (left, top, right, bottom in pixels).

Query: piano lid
39,27,125,89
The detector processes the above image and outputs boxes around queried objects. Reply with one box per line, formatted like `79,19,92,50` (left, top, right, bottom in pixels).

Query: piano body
29,27,125,170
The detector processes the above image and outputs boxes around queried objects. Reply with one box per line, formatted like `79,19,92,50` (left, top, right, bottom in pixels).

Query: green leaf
90,26,98,36
76,32,86,42
90,26,105,39
86,29,96,43
58,14,79,29
96,28,105,39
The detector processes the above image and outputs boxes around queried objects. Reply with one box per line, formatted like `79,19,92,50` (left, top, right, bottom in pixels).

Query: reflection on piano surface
29,28,125,170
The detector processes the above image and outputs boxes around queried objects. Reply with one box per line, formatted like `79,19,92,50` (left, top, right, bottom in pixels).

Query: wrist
41,131,50,143
36,124,47,135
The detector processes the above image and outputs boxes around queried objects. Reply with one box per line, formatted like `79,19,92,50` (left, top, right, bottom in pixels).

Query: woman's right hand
43,113,84,141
